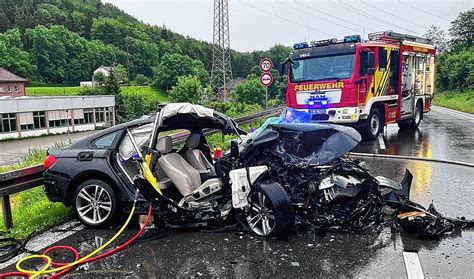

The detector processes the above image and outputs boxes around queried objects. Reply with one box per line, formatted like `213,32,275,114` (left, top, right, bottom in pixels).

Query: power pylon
210,0,233,102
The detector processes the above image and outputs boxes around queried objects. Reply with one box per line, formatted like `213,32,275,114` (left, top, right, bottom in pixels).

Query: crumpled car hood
251,123,361,166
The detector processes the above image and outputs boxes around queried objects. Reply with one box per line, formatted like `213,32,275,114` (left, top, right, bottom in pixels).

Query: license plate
312,109,326,114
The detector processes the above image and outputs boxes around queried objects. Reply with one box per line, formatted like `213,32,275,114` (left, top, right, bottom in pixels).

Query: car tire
245,181,295,239
361,108,382,140
398,102,422,129
73,179,119,228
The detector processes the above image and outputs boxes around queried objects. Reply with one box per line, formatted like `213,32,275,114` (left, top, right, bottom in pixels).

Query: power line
276,0,361,34
294,0,376,33
359,0,428,30
239,0,332,37
329,0,420,35
396,0,451,21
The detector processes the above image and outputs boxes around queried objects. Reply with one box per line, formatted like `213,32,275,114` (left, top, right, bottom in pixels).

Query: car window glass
93,131,118,148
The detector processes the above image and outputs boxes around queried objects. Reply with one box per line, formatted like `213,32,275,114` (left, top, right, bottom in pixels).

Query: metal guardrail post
1,195,13,229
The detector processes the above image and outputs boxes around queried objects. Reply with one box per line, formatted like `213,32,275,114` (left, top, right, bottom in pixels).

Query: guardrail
0,106,284,229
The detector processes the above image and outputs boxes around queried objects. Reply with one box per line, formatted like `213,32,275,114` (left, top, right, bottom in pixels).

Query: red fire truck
284,31,436,140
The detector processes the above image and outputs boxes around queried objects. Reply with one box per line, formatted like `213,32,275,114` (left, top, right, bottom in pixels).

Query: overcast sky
103,0,472,52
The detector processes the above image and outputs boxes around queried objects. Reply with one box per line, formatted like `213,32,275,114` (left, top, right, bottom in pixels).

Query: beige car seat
184,133,216,175
156,136,222,205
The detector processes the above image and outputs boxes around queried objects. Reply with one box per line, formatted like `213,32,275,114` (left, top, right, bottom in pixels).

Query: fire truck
283,31,436,140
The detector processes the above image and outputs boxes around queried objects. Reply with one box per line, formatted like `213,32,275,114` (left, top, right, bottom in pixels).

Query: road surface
1,106,473,278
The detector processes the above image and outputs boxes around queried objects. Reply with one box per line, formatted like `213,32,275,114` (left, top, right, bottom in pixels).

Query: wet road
355,105,474,164
1,106,473,278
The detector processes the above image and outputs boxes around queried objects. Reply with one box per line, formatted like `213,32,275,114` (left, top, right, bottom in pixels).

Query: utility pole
210,0,233,102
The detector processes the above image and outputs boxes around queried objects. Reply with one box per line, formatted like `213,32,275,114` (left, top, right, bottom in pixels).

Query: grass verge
26,85,169,103
0,149,72,239
433,90,474,114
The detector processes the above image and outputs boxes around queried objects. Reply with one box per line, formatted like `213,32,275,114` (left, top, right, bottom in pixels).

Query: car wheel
246,181,295,239
361,108,382,140
398,102,422,130
73,179,118,228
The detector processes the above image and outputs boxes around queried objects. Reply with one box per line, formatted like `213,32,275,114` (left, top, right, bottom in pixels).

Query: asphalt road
0,131,96,167
1,106,473,278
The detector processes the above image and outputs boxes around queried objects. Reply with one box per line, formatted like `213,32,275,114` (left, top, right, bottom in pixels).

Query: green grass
26,86,83,96
26,85,169,102
120,85,169,102
433,90,474,114
0,148,72,239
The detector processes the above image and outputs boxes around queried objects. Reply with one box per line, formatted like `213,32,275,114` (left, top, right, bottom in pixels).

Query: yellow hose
16,203,137,278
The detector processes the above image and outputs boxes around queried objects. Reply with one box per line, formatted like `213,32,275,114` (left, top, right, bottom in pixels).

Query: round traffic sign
259,58,273,72
259,72,273,87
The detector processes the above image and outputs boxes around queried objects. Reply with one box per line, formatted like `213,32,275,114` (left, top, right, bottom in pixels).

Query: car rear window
93,131,118,149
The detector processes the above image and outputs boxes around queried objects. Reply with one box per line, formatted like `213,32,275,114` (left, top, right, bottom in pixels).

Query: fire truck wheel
398,103,422,129
361,108,381,140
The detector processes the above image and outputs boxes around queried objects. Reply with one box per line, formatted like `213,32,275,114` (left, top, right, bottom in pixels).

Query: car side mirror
367,68,375,75
230,139,239,160
367,52,375,68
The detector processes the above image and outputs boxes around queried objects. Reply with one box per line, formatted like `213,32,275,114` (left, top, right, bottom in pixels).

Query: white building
93,66,114,80
0,95,115,140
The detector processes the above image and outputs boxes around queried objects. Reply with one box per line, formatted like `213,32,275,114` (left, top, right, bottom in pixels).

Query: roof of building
0,68,27,82
95,66,114,72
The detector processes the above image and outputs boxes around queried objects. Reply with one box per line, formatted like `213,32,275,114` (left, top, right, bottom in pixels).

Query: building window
0,85,4,93
7,85,11,93
74,108,94,125
49,119,70,128
33,111,46,129
106,107,114,126
95,108,105,123
14,85,19,92
0,113,17,133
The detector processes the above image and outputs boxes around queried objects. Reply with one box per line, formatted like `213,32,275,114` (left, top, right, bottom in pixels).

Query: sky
103,0,473,52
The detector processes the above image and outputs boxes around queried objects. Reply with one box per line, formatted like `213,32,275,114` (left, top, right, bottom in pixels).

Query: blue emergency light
293,42,309,50
344,35,361,43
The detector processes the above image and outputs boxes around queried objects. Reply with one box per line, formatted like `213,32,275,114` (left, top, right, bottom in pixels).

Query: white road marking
378,134,386,150
431,106,474,120
0,220,85,270
403,251,425,279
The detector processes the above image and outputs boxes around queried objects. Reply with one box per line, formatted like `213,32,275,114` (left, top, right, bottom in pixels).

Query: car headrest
185,133,200,149
156,136,173,154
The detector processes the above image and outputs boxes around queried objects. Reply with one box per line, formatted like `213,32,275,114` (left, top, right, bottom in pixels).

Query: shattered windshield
244,110,361,165
290,54,355,83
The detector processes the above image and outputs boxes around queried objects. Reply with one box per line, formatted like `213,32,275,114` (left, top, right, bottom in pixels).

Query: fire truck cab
284,31,436,140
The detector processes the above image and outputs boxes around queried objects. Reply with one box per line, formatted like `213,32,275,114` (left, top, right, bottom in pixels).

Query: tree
233,76,266,107
449,8,473,50
103,70,121,96
113,64,128,84
93,72,107,85
0,28,37,79
169,75,206,104
152,53,195,90
425,25,449,53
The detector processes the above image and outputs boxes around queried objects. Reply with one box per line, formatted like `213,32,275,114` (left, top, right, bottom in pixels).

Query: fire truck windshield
290,54,355,83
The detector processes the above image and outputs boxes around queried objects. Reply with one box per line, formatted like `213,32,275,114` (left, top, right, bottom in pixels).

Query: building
0,68,27,97
0,95,115,140
93,66,114,80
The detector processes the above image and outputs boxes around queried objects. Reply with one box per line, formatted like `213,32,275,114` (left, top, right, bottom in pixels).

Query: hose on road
0,201,153,278
348,152,474,168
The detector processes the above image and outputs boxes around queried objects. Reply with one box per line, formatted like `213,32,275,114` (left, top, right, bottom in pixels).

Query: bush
233,76,266,107
206,101,262,118
133,74,151,85
169,75,208,104
437,47,474,91
116,93,160,122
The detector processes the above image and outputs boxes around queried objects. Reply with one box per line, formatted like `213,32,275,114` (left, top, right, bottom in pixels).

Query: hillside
0,0,291,87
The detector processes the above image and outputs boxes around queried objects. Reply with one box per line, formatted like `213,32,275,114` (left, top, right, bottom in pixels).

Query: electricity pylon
210,0,233,102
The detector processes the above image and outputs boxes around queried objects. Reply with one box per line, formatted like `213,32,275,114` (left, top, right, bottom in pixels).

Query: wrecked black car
222,109,473,237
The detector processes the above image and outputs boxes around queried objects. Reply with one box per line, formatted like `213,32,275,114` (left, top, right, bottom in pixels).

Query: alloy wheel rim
246,192,275,236
76,185,112,224
370,114,380,136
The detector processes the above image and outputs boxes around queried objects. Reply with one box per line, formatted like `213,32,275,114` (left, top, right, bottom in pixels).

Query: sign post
259,58,273,109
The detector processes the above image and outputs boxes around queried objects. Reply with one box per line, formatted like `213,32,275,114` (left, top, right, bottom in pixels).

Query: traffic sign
259,72,273,87
259,58,273,72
